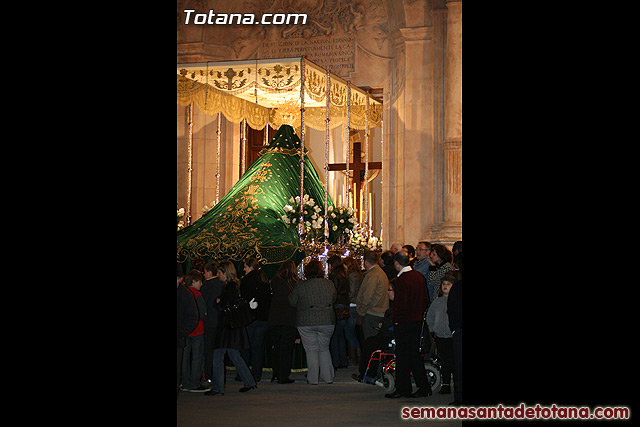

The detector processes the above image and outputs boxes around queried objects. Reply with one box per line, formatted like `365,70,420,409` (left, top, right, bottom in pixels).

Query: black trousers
268,325,297,380
452,328,462,402
435,336,454,385
395,320,429,396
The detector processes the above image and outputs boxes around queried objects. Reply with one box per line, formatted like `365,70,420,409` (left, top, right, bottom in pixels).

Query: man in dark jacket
177,264,198,397
352,307,394,383
200,261,224,384
447,277,462,405
385,250,431,399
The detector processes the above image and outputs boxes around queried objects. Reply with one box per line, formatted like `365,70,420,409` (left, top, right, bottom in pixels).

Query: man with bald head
389,241,403,254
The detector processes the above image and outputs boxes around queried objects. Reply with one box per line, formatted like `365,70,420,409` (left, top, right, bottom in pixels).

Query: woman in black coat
204,261,257,396
328,255,350,369
266,260,298,384
240,257,272,382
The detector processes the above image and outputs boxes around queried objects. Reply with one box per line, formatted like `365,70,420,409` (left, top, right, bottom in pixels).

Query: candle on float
344,179,348,206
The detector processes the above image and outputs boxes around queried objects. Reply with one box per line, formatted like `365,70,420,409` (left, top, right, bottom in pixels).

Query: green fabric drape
177,124,333,278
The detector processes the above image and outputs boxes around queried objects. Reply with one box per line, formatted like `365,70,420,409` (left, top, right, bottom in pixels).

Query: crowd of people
177,240,462,405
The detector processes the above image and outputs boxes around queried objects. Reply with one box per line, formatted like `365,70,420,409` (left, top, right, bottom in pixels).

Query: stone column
444,0,462,148
387,24,435,247
440,0,462,244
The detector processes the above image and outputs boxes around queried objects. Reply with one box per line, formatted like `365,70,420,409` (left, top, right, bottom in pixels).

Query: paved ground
177,365,461,426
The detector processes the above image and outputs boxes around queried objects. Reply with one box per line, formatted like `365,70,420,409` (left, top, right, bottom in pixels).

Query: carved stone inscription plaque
262,36,355,77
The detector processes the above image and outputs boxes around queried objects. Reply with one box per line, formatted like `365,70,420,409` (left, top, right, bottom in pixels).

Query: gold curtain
177,59,382,131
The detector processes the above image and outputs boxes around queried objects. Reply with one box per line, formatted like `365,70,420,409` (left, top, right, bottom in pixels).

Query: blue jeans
344,306,360,350
181,334,204,389
212,348,256,393
330,317,348,368
242,320,268,381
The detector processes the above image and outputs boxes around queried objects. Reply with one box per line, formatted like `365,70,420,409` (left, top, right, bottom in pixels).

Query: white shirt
396,265,412,277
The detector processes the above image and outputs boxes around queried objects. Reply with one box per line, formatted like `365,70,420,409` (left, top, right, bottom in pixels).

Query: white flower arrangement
327,203,357,237
348,223,382,253
177,207,185,231
281,194,324,237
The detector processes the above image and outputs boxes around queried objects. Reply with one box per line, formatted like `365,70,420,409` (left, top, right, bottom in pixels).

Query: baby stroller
363,311,441,394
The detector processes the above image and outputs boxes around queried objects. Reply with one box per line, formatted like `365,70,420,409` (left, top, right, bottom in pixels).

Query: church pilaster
442,139,462,224
385,22,435,247
444,0,462,146
429,0,462,246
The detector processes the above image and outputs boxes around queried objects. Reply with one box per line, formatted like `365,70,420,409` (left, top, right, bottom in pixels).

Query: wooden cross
327,141,381,216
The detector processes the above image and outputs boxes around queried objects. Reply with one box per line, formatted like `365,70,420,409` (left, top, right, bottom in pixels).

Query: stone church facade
177,0,461,248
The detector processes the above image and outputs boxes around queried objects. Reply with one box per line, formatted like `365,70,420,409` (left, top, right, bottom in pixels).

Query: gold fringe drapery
177,76,271,130
177,58,382,131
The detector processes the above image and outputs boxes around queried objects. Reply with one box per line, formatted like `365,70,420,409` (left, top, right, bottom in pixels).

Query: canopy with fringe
177,57,382,131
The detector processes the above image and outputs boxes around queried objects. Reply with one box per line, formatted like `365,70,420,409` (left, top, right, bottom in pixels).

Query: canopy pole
215,111,221,204
342,123,347,204
241,118,247,176
380,114,384,244
298,57,306,237
345,82,351,211
186,101,194,226
324,68,330,241
364,92,370,236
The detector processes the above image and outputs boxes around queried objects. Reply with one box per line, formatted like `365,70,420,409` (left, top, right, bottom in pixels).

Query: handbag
225,297,255,328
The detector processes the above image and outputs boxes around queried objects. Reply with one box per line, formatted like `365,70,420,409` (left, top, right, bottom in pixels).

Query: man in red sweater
385,250,431,398
182,270,209,392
